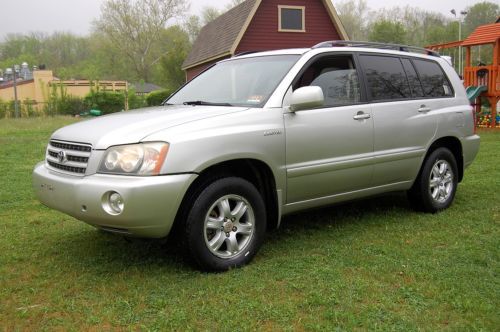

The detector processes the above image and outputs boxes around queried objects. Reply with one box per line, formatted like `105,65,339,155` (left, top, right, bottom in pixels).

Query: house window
278,5,305,32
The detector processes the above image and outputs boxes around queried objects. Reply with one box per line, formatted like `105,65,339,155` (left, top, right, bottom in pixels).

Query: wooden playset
427,21,500,128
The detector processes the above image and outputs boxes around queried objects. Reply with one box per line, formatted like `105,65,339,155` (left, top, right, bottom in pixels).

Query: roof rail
312,40,441,57
233,51,260,57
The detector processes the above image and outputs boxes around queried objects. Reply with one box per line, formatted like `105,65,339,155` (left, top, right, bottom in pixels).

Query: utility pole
11,66,20,118
451,9,468,77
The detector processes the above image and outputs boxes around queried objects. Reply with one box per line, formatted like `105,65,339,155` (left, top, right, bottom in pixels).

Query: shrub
21,99,40,117
127,90,147,110
83,91,125,114
42,82,68,116
0,99,44,118
58,96,87,116
1,85,147,118
0,99,9,118
146,89,173,106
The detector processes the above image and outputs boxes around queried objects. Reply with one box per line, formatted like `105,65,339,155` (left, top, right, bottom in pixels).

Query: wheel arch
173,158,281,233
424,136,464,182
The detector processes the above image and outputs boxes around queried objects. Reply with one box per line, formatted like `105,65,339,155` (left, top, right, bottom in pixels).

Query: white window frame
278,5,306,33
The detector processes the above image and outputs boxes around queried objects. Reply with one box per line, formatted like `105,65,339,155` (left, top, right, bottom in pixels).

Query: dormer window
278,5,305,32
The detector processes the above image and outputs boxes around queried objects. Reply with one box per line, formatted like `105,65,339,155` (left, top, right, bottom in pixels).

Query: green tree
93,0,188,82
157,26,191,90
185,15,202,43
370,6,450,47
426,22,459,45
0,32,45,60
84,33,133,81
201,6,222,24
463,1,500,35
44,33,91,70
336,0,370,41
184,6,223,43
0,32,93,77
369,20,407,44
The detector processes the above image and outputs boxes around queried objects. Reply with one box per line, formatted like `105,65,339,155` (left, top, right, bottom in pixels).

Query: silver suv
33,41,480,271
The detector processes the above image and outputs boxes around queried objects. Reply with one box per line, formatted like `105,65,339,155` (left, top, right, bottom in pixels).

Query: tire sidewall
420,148,458,212
185,177,266,271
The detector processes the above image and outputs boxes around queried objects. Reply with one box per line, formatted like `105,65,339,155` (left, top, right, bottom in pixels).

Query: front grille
49,141,91,152
47,161,86,174
48,150,89,163
46,140,92,176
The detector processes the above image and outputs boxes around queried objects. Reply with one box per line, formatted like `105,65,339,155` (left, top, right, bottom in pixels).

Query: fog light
102,191,124,215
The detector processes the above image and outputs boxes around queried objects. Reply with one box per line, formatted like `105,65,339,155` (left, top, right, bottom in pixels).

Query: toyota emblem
57,151,66,163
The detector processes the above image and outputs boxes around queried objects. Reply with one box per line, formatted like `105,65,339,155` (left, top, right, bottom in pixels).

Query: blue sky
0,0,488,40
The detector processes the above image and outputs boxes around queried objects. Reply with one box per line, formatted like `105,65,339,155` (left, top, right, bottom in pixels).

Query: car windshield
168,55,300,107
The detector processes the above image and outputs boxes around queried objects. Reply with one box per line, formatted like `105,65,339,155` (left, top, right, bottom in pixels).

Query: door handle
418,105,432,113
353,112,371,120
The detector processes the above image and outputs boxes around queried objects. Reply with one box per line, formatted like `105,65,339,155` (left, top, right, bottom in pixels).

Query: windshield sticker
247,95,263,104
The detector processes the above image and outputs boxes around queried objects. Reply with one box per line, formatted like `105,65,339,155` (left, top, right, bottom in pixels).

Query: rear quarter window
401,58,425,98
412,59,453,98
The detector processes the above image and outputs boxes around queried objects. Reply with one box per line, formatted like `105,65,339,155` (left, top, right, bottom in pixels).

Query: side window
412,59,453,98
401,58,424,98
294,55,361,107
359,55,411,101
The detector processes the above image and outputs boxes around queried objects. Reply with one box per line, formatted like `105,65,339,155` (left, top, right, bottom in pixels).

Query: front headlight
98,142,169,176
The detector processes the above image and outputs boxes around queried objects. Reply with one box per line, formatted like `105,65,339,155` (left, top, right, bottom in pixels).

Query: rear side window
412,59,453,98
359,55,411,101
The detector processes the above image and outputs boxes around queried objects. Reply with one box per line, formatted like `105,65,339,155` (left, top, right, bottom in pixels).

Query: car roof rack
312,40,441,57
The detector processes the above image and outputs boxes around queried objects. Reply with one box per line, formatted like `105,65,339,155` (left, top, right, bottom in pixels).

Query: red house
182,0,348,80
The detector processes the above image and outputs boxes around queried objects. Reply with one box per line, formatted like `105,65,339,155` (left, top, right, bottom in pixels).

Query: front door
284,54,374,203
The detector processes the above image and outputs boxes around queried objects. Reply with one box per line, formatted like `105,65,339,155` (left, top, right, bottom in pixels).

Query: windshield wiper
183,100,233,106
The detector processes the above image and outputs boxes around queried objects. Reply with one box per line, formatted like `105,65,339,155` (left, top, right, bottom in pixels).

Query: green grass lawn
0,117,498,331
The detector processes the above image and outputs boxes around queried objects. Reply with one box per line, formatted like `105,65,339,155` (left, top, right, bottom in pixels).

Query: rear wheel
408,147,458,213
184,177,266,271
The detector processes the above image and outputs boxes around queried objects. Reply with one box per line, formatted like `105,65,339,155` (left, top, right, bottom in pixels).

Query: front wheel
184,177,266,271
408,147,458,213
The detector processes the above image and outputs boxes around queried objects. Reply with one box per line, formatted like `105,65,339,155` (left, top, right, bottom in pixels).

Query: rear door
284,54,374,203
358,54,439,186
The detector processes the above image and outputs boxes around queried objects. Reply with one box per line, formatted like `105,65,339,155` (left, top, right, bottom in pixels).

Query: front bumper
33,162,197,238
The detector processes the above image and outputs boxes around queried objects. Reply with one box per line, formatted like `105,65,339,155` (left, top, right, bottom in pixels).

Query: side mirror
289,86,324,112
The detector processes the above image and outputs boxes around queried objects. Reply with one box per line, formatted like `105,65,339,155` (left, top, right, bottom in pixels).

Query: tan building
0,70,127,105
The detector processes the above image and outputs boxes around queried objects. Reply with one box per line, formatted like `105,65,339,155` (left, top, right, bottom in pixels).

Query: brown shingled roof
182,0,348,70
182,0,258,69
462,22,500,47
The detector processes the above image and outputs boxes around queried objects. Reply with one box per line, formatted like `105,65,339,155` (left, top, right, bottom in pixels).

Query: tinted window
280,7,303,31
295,55,361,107
360,55,411,101
412,59,453,98
401,58,424,98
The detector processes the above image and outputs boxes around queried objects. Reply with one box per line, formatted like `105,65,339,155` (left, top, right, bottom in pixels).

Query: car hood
51,105,247,149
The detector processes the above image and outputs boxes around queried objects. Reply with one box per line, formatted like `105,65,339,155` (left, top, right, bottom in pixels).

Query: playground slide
466,85,487,102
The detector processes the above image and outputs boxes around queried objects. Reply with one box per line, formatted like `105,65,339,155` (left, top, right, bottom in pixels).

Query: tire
408,147,458,213
184,177,266,271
